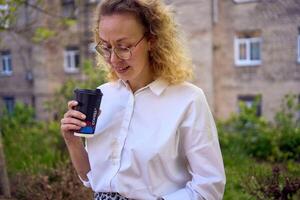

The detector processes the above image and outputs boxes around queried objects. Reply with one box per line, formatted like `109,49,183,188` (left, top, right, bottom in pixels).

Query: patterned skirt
94,192,130,200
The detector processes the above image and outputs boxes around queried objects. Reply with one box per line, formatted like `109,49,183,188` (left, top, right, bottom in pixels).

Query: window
61,0,76,19
238,95,262,116
64,47,80,73
3,97,15,114
1,51,12,76
235,33,262,66
0,3,9,28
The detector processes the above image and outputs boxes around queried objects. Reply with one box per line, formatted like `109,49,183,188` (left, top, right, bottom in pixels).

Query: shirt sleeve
163,89,226,200
78,139,92,188
78,173,92,188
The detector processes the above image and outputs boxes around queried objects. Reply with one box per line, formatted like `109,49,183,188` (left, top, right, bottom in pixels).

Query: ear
147,35,157,51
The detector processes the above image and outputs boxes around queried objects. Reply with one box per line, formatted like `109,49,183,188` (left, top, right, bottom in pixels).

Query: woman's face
98,13,153,90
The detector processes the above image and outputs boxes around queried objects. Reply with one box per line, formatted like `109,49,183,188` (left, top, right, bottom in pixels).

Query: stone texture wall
213,0,300,120
169,0,215,109
0,31,34,112
1,0,300,121
29,0,96,120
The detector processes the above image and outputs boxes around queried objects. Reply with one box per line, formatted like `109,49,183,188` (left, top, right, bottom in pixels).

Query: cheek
125,47,150,67
134,50,150,64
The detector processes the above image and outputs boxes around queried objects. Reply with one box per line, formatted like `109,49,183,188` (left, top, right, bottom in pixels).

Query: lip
114,65,130,74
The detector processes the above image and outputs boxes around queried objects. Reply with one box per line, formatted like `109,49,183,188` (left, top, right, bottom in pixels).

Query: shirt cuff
78,171,91,188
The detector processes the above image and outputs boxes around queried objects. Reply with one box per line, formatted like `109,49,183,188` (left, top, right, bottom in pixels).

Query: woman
60,0,226,199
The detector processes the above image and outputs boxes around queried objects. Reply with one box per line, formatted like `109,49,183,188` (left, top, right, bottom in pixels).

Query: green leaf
32,27,55,43
61,18,76,27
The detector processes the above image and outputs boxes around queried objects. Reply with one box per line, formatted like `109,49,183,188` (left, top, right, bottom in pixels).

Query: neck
127,70,154,93
127,76,154,93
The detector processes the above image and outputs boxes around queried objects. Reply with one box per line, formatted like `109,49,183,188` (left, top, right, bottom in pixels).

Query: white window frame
297,34,300,63
234,37,262,66
1,52,12,76
64,48,80,73
0,4,9,28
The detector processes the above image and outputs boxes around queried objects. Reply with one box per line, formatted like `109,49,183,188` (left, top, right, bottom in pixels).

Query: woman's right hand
60,100,86,143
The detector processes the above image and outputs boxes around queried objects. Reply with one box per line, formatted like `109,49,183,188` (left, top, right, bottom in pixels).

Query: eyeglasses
95,34,145,60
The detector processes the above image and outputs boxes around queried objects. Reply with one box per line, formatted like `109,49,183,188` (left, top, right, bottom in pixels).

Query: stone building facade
0,0,98,120
0,0,299,121
213,0,300,120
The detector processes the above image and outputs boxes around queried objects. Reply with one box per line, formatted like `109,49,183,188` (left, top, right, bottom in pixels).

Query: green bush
0,60,107,199
218,94,299,162
218,99,278,161
0,103,64,174
275,94,300,161
278,130,300,161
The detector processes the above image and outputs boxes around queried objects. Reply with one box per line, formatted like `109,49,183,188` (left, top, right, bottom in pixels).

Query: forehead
99,13,144,40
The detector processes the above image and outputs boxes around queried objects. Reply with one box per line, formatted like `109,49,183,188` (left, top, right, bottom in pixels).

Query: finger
68,100,78,110
61,118,86,127
61,124,81,132
64,110,86,120
97,109,101,118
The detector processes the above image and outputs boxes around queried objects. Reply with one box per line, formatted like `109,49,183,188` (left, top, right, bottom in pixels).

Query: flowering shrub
242,166,300,200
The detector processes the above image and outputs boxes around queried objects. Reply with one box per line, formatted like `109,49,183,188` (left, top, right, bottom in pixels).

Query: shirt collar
117,79,128,88
116,78,169,96
148,78,169,96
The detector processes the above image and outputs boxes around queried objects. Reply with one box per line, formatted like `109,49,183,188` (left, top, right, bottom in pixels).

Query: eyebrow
99,37,130,43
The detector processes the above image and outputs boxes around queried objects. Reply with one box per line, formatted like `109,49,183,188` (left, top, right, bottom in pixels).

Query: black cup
73,88,103,137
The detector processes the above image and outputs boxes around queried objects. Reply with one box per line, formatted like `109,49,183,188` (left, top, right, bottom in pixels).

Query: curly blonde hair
94,0,193,84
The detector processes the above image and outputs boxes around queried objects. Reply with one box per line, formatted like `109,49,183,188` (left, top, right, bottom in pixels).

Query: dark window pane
250,41,260,60
75,54,80,68
61,0,76,19
2,59,5,71
3,97,15,114
238,95,262,116
1,51,12,73
67,54,71,68
239,43,247,60
8,57,12,70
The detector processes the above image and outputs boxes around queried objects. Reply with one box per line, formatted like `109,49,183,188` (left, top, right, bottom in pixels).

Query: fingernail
82,122,86,126
81,115,86,119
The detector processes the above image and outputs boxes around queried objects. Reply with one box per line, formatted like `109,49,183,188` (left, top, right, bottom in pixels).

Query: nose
109,50,121,64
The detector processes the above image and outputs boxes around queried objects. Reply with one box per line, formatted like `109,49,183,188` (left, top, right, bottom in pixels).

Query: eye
98,43,111,51
103,44,112,49
98,41,111,48
117,46,130,51
102,45,111,50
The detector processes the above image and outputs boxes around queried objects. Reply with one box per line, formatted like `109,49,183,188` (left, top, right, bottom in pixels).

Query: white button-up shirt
81,79,226,200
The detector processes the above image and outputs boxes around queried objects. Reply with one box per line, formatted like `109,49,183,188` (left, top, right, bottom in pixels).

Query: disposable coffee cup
74,88,103,138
